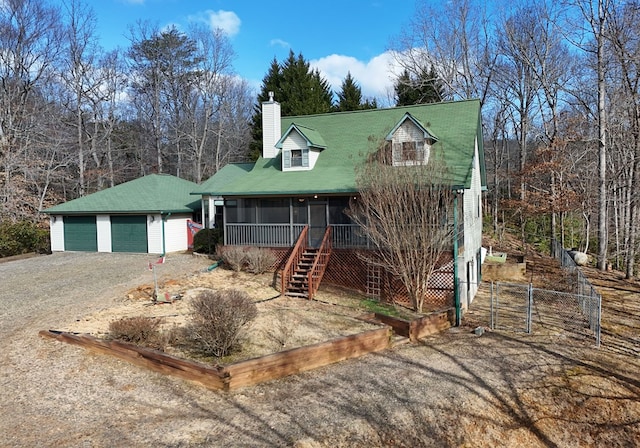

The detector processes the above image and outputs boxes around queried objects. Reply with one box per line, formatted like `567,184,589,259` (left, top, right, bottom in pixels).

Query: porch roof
201,99,484,197
192,163,255,196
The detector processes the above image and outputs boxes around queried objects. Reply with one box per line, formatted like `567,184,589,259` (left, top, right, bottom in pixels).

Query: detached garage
43,174,201,254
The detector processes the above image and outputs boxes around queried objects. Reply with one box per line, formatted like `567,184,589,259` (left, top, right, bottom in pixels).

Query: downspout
161,212,172,256
453,191,461,326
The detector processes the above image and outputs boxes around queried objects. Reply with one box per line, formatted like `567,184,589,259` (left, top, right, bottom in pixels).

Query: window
283,148,309,169
403,141,423,161
392,140,428,165
291,149,303,167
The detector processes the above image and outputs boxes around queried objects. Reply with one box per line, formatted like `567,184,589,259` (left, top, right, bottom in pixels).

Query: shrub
192,228,222,254
0,220,50,257
244,247,276,274
107,316,165,349
187,289,257,358
217,246,246,272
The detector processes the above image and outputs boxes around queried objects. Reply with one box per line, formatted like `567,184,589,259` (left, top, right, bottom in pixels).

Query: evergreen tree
249,51,333,160
248,58,282,160
394,65,444,106
335,72,377,111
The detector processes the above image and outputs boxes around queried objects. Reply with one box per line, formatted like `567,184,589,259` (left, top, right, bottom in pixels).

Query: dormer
385,113,438,166
276,123,326,171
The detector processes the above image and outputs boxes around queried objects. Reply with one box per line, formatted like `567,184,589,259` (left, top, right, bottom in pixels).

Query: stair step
285,292,309,298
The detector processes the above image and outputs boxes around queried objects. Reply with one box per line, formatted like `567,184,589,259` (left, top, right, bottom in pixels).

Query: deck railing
331,224,370,248
225,223,306,247
280,226,309,295
225,223,461,250
308,226,332,299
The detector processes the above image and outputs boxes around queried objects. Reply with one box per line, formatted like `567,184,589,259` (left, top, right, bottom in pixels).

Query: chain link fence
489,282,601,346
487,241,601,346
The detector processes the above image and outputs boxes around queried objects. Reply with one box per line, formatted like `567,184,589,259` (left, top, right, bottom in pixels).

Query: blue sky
87,0,419,104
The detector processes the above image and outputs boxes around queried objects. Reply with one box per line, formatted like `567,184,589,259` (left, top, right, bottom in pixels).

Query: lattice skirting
259,247,454,310
324,249,455,310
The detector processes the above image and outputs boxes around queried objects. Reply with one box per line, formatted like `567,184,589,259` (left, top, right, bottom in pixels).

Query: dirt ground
2,247,639,447
62,265,384,363
60,243,640,447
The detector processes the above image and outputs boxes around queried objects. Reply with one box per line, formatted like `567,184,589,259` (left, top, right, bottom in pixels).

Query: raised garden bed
40,326,392,391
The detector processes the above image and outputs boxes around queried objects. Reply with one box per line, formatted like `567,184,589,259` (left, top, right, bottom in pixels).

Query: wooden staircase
281,226,332,299
285,248,318,298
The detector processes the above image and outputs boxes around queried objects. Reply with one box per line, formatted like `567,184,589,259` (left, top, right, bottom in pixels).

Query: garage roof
42,174,201,215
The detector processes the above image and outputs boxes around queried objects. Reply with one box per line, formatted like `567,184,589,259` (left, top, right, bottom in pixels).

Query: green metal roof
43,174,201,214
201,99,484,197
191,163,255,196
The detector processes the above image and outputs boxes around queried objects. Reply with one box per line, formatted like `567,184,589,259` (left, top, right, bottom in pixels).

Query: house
43,174,201,254
193,94,486,317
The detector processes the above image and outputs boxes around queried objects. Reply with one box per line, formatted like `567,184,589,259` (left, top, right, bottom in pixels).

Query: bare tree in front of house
347,144,456,313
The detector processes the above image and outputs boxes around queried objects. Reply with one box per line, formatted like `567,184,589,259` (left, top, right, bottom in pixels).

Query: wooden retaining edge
374,309,454,342
39,326,391,392
39,330,228,390
224,327,391,390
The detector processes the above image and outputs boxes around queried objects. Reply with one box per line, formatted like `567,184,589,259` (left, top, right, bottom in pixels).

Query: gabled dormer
386,112,438,166
276,123,327,171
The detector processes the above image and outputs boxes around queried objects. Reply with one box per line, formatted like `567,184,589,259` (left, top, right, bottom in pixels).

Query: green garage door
64,216,97,251
111,215,148,253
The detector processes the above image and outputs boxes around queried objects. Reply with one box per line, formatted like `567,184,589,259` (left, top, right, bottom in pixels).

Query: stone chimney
261,91,281,159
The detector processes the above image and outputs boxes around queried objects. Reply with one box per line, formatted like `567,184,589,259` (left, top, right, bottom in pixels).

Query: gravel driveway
1,252,638,447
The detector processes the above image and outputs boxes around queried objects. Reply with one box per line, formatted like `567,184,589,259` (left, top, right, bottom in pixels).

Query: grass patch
359,298,401,317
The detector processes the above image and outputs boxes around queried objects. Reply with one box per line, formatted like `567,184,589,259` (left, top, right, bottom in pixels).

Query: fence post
490,282,494,330
527,283,533,334
596,294,602,347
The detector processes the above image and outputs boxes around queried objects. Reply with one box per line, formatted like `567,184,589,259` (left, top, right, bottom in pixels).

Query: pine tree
394,65,444,106
335,72,377,111
249,51,334,160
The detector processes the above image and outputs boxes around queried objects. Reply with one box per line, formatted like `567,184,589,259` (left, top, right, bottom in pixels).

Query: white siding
460,137,484,309
163,215,189,253
49,216,64,251
262,99,281,158
147,215,163,254
96,215,112,252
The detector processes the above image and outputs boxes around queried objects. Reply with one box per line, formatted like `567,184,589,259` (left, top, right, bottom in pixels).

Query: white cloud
189,10,241,37
310,51,403,106
270,38,290,49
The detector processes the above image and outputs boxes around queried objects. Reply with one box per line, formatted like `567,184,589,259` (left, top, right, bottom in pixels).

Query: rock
573,251,589,266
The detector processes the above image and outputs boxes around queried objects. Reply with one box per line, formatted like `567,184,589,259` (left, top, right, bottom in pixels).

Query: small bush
108,316,165,349
187,289,257,358
192,228,222,254
0,220,50,257
244,247,276,274
217,246,246,272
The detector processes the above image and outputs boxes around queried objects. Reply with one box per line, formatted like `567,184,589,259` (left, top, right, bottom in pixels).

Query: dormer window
385,112,438,167
394,140,427,164
283,148,309,169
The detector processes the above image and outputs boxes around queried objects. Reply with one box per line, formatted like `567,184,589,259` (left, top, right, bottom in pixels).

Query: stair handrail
281,226,309,295
307,226,332,300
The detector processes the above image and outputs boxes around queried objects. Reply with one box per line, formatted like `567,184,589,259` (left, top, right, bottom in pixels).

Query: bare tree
347,146,455,313
59,0,104,196
391,0,496,104
0,0,63,220
607,2,640,278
